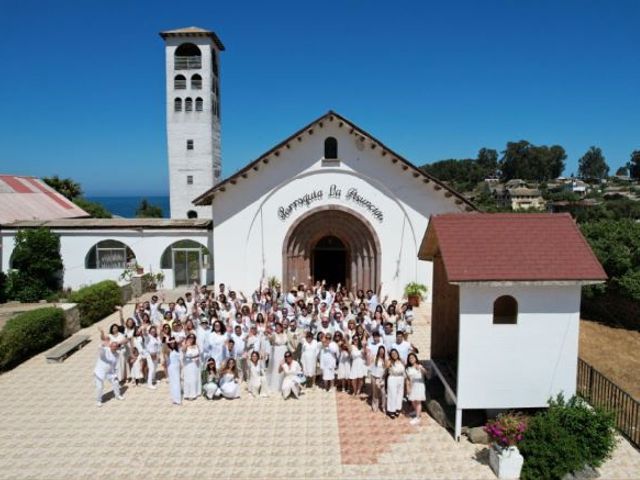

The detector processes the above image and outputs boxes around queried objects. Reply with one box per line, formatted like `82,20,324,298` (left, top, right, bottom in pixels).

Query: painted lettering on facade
277,184,383,222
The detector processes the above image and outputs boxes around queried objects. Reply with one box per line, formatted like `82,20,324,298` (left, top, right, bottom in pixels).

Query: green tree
43,175,83,200
72,198,112,218
578,146,609,180
135,198,164,218
8,228,63,301
630,150,640,180
477,148,498,174
499,141,566,181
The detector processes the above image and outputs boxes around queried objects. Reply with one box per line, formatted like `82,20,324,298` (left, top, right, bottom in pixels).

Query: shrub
69,280,121,327
0,307,65,370
0,271,6,303
6,270,49,303
519,394,617,480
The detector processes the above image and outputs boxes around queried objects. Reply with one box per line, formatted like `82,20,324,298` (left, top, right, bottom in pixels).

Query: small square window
186,139,194,150
187,175,193,185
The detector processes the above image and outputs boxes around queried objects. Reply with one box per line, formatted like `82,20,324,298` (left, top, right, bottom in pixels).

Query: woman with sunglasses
202,357,220,400
279,350,303,399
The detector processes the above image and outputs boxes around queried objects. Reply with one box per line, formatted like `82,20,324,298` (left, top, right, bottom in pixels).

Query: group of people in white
94,280,428,424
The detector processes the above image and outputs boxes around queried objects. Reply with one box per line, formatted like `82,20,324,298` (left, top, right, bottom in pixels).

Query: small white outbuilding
418,213,607,440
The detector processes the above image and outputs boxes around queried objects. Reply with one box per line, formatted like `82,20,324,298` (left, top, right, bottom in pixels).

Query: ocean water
86,196,170,218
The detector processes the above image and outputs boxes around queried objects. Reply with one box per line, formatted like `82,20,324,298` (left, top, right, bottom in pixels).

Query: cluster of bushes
0,307,65,371
580,219,640,329
519,395,616,480
69,280,121,327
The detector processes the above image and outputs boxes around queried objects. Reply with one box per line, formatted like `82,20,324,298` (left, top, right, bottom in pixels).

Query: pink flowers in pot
484,412,528,448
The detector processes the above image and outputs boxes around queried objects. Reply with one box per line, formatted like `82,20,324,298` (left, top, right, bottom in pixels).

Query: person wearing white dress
348,336,368,396
201,358,220,400
207,321,227,369
129,328,146,386
182,334,201,400
406,353,427,425
218,358,240,399
94,328,124,406
319,334,338,391
144,326,161,389
247,351,269,397
166,338,182,405
107,323,128,383
300,332,319,387
267,324,289,392
386,349,406,418
369,345,387,413
336,341,351,393
279,351,303,399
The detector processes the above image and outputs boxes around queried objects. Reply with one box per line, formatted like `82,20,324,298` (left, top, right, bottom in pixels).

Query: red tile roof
419,213,607,282
0,175,89,224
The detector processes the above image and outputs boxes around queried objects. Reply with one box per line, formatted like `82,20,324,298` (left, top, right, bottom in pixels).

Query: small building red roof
0,175,89,225
419,213,607,283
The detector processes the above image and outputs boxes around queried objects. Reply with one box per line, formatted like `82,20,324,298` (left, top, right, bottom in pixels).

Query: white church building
2,26,472,295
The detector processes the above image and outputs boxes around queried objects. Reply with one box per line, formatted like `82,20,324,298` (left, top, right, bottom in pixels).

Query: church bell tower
160,27,224,219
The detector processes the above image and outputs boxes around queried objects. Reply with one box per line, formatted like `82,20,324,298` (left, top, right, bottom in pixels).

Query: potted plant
484,412,527,479
134,263,144,275
267,276,281,291
155,271,165,289
404,282,428,306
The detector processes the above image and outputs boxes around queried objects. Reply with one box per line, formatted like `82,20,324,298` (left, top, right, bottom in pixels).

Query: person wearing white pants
386,349,406,418
94,328,124,406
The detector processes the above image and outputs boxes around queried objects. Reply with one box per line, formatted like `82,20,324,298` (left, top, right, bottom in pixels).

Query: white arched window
174,43,202,70
195,97,203,111
174,75,186,89
174,98,182,112
191,74,202,89
185,97,193,112
85,240,136,269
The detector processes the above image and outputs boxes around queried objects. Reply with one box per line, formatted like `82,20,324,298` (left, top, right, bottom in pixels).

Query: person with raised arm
94,327,124,406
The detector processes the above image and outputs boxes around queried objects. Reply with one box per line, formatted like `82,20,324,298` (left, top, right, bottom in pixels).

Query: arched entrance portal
311,236,347,287
283,207,380,290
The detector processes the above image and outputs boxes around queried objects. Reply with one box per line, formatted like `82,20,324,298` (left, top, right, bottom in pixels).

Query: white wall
210,121,467,298
456,284,581,409
1,228,211,291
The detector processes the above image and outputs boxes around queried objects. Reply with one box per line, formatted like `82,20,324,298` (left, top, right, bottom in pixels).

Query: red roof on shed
419,213,607,282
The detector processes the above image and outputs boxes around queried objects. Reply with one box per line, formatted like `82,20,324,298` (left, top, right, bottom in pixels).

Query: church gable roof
192,110,475,211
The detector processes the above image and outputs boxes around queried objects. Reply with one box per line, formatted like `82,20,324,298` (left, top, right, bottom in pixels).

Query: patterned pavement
0,300,638,479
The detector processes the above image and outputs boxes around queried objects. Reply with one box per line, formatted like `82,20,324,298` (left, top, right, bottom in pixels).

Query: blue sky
0,0,638,196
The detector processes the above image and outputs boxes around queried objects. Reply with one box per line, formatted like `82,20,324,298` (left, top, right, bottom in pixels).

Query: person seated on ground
218,358,240,399
279,351,303,399
202,358,220,400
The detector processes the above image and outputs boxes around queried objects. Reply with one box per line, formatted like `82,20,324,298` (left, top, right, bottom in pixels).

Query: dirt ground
579,319,640,399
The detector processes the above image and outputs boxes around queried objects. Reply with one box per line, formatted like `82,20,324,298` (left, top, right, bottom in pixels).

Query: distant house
562,179,589,197
0,175,88,224
418,213,607,440
492,180,545,210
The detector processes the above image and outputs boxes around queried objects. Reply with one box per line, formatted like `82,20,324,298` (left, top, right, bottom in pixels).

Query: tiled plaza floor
0,300,638,479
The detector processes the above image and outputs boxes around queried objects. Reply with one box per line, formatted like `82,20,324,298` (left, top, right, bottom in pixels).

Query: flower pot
489,445,523,480
136,267,144,275
408,294,421,307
